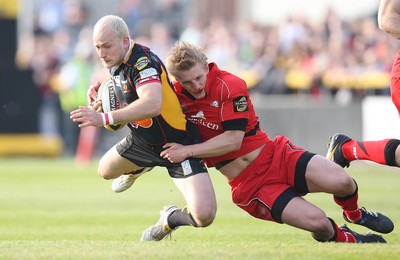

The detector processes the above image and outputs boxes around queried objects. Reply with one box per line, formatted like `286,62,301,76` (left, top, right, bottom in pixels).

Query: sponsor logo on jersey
210,101,219,107
188,110,219,130
130,118,153,128
191,110,205,119
135,56,150,70
233,96,248,112
139,68,158,79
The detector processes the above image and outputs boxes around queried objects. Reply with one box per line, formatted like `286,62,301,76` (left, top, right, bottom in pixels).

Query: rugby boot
111,167,153,193
343,207,394,234
339,224,386,243
141,205,178,241
326,133,351,168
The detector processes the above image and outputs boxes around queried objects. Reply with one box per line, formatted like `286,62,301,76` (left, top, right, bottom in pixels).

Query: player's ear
204,64,209,74
123,36,130,48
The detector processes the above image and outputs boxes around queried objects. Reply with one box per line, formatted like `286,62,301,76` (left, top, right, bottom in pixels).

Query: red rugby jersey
174,63,270,167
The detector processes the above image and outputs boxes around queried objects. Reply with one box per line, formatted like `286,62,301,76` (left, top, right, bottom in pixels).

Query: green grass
0,158,400,259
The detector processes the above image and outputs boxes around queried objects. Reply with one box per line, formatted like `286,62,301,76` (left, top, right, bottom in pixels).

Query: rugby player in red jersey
149,41,394,243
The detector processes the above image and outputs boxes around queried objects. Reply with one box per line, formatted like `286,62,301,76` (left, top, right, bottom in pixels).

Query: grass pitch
0,157,400,259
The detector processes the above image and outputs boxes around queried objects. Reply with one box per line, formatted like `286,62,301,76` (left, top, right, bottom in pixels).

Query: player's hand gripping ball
98,79,126,131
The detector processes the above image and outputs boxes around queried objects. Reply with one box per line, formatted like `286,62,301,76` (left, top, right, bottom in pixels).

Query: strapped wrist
102,112,114,126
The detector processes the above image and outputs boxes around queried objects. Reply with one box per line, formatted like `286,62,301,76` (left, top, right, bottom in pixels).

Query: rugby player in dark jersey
152,41,394,243
70,15,216,241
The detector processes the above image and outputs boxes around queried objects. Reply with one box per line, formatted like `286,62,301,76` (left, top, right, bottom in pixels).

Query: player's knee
333,173,355,195
98,168,112,180
191,206,216,227
97,158,113,180
309,216,334,241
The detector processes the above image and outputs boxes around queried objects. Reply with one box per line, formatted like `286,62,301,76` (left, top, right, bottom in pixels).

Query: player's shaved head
93,15,129,40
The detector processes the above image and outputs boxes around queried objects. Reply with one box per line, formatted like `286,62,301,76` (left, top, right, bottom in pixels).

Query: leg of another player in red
326,133,400,168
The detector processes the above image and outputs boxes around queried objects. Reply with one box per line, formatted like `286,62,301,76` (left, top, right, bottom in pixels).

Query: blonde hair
166,41,208,76
94,15,129,39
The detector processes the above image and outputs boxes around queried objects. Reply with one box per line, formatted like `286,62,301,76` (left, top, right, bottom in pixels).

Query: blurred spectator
61,0,89,43
148,23,174,61
179,18,203,45
36,0,63,34
154,0,186,40
117,0,151,38
51,26,94,155
32,31,61,136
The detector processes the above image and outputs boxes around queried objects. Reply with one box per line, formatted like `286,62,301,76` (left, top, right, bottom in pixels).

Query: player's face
174,63,209,99
93,28,127,69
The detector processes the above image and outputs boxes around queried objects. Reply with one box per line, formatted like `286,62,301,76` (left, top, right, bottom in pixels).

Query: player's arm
70,82,162,128
161,118,247,162
110,82,162,124
378,0,400,39
189,129,245,157
161,130,245,163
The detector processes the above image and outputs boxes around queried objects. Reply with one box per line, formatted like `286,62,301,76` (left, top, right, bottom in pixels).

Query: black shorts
116,131,207,178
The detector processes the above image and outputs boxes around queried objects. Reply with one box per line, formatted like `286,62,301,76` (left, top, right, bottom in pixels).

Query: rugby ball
98,79,126,131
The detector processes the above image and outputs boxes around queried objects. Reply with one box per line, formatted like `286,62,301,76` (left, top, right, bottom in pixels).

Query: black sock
167,207,198,229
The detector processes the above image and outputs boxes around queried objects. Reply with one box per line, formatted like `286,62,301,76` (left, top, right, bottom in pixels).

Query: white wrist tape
102,112,115,126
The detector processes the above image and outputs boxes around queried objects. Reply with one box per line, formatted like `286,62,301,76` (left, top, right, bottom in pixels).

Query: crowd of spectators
14,0,400,154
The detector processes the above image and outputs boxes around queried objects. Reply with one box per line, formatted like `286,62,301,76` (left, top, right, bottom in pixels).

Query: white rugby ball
98,79,126,131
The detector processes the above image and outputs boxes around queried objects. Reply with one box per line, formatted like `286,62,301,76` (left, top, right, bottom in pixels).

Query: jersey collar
123,39,135,64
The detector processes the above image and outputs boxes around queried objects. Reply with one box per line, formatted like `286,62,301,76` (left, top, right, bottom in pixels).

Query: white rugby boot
111,167,153,193
141,205,179,241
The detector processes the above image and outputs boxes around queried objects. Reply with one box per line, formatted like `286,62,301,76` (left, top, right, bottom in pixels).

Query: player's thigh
98,144,142,179
172,172,216,213
305,154,354,195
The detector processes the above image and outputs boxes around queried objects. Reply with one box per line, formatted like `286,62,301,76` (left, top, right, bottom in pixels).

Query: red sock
341,139,391,165
326,218,357,243
335,225,357,243
334,192,361,222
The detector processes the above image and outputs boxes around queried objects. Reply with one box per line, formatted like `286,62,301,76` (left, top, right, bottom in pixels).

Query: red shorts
390,52,400,115
228,135,315,223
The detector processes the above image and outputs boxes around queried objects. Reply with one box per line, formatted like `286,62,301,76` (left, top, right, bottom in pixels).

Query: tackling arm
161,130,245,163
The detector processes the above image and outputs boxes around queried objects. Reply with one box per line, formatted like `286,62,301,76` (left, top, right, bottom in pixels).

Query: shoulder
128,43,162,69
209,63,247,91
216,71,248,99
